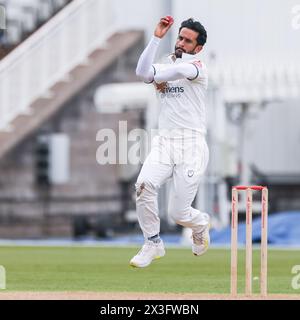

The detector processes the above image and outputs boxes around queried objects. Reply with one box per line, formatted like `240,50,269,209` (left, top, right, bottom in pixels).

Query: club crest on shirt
187,169,194,177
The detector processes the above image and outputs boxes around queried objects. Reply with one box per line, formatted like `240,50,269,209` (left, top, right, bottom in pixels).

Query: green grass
0,246,299,294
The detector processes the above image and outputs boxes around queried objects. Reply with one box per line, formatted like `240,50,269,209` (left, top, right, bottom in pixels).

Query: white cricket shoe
130,240,165,268
192,224,210,256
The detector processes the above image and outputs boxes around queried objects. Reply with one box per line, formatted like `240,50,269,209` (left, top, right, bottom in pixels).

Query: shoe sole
193,247,209,256
129,254,165,268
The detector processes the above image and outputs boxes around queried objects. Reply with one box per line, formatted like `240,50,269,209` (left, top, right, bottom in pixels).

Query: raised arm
135,36,160,83
136,16,174,83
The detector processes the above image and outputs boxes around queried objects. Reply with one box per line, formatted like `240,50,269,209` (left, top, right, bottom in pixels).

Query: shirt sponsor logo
160,86,184,98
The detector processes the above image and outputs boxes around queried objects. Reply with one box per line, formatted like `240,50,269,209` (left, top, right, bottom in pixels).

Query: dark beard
174,45,198,58
175,47,185,58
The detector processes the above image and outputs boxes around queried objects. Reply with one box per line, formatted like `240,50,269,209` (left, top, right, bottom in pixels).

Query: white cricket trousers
135,134,210,239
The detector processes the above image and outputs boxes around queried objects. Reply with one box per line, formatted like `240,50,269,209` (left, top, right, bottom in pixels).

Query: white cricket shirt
153,53,208,138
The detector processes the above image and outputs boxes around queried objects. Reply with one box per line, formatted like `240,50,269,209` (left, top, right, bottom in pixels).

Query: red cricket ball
165,15,174,24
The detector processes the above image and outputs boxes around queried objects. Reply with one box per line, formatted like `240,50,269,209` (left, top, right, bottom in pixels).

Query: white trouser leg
168,136,210,230
135,137,173,239
168,164,209,229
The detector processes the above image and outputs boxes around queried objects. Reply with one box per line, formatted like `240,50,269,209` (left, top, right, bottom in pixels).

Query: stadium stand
0,0,73,59
0,0,144,238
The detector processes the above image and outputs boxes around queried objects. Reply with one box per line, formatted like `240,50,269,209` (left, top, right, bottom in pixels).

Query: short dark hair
179,18,207,46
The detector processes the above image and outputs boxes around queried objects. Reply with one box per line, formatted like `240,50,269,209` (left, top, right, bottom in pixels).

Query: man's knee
135,180,157,201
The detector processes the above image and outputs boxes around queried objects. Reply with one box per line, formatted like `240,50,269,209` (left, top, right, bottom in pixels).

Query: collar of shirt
181,51,202,62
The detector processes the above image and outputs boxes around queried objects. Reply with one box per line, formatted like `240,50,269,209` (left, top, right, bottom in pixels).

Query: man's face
175,27,203,58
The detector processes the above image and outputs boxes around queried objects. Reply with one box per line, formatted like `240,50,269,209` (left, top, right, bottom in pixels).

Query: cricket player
130,17,210,268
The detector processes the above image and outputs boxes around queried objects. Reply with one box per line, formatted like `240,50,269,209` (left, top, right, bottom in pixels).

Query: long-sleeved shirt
136,36,208,138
